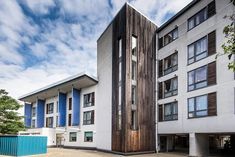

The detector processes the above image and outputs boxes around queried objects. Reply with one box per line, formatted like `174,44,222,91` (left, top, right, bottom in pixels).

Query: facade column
58,92,67,127
72,88,80,126
37,99,45,128
189,133,209,157
24,103,32,128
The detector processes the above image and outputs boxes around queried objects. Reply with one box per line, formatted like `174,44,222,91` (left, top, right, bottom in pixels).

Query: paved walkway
36,148,187,157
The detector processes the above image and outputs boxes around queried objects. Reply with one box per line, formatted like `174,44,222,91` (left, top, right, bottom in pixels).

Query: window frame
46,103,54,114
188,94,208,118
83,92,95,108
158,27,178,49
188,36,208,65
46,117,53,128
164,77,178,98
31,119,36,128
84,131,93,142
188,65,208,91
68,98,72,110
32,107,36,117
69,132,77,142
188,7,207,31
83,111,94,125
163,52,178,75
163,102,178,121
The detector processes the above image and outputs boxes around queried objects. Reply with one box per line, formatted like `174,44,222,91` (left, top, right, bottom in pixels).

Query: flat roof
19,72,98,102
157,0,200,32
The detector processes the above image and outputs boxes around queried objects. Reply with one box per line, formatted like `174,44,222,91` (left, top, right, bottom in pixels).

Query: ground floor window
84,131,93,142
46,117,53,128
69,132,77,142
31,119,36,128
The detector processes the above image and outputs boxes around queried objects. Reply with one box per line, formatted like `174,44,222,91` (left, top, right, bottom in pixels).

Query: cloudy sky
0,0,192,99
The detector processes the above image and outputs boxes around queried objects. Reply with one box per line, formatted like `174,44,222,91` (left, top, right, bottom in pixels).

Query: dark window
188,95,208,118
84,93,95,107
84,132,93,142
164,102,178,121
32,119,36,128
56,116,59,127
131,110,137,130
188,66,207,91
69,98,72,110
69,132,77,142
188,1,216,31
32,107,36,117
68,114,72,126
46,103,54,114
158,105,163,122
164,77,178,98
131,61,137,81
46,117,53,128
158,60,163,77
83,111,94,125
159,27,178,49
163,52,178,75
56,101,59,113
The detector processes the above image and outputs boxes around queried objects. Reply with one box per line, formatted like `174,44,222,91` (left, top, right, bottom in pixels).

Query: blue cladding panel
37,99,45,128
24,103,32,127
72,88,80,126
59,92,67,127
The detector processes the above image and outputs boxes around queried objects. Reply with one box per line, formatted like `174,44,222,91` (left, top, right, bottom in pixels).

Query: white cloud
21,0,56,15
0,0,193,101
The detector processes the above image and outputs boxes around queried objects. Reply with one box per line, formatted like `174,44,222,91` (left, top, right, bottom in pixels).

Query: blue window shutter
24,103,32,127
72,88,80,126
37,99,45,128
58,92,67,127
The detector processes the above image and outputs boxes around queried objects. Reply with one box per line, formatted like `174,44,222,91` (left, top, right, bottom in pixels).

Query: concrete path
36,148,187,157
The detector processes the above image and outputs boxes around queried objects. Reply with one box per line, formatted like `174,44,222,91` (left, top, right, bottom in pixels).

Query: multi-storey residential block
20,0,235,156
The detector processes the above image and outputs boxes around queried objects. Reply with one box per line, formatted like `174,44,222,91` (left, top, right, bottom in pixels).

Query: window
132,61,137,81
83,111,94,125
69,98,72,110
188,37,207,64
69,132,77,142
131,110,137,130
84,93,95,107
118,38,122,130
188,1,216,30
163,52,178,75
46,103,54,114
32,119,36,128
131,85,137,105
164,77,178,98
46,117,53,128
84,132,93,142
132,36,137,56
164,102,178,121
158,27,178,49
188,66,207,91
188,95,208,118
68,114,72,126
32,107,36,117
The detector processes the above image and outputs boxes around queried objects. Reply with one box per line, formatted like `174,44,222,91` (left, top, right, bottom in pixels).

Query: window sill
188,114,217,119
187,84,217,93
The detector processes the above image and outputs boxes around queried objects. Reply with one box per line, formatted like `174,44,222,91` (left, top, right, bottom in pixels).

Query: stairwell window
117,38,122,130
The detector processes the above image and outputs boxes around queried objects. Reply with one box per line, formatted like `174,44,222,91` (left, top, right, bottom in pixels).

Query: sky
0,0,192,100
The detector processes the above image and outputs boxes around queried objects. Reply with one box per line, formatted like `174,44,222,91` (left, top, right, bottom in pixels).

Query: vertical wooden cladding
112,4,126,152
207,61,216,86
208,92,217,116
112,4,157,153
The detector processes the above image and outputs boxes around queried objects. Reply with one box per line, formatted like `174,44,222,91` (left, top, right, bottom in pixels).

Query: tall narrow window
32,107,36,117
164,77,178,98
68,114,72,126
69,98,72,110
84,92,95,107
46,117,53,128
117,38,122,130
46,103,54,114
131,35,138,130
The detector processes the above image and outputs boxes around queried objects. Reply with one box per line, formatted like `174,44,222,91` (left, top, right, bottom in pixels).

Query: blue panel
0,136,47,156
58,92,67,127
37,99,45,128
72,88,80,126
24,103,32,128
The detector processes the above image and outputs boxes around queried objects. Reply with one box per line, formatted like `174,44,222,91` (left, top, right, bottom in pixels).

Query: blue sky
0,0,192,99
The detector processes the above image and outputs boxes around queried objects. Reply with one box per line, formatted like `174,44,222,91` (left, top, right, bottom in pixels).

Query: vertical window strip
117,38,122,130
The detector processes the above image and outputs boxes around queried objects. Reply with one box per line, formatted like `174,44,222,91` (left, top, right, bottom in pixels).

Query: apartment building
156,0,235,156
19,0,235,156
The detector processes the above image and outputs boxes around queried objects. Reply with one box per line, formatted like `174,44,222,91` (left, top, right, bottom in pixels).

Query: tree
0,89,25,134
220,1,235,71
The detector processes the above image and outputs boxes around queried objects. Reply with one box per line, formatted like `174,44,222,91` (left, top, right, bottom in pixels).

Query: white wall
96,24,113,151
157,0,235,134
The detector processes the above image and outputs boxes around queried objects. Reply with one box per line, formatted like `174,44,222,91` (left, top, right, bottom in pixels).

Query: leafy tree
219,1,235,71
0,89,25,134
